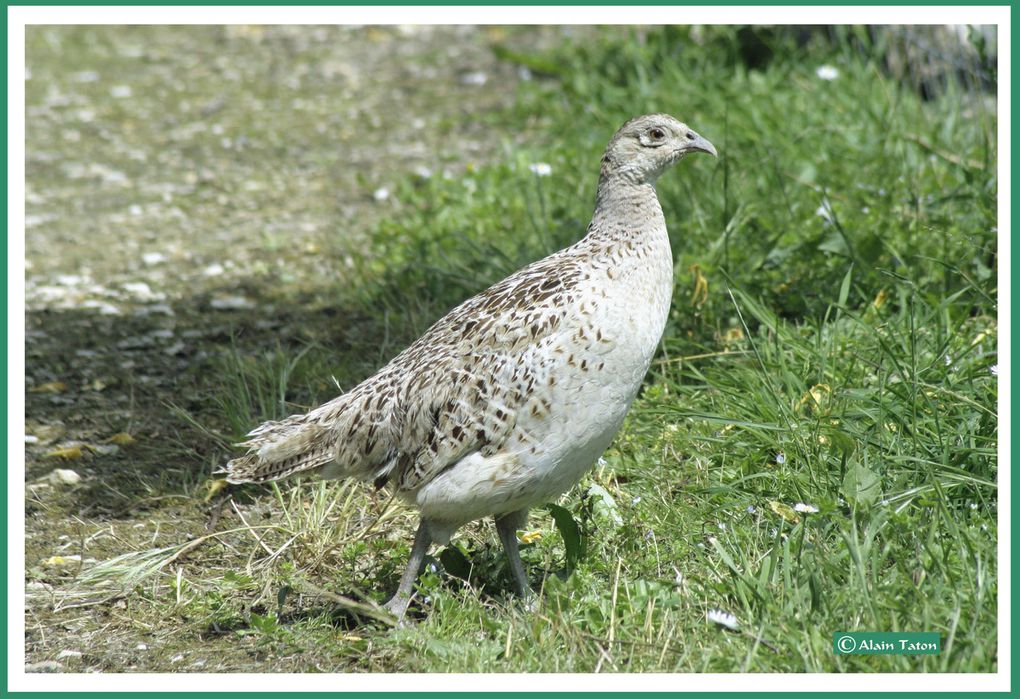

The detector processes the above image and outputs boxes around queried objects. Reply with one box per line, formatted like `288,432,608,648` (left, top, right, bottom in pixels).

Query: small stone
210,295,255,310
56,650,83,660
111,85,133,98
25,661,63,673
460,71,487,86
122,282,164,301
142,252,167,265
49,468,82,486
163,341,187,356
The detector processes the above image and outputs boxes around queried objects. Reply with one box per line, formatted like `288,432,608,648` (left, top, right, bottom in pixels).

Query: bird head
600,113,717,185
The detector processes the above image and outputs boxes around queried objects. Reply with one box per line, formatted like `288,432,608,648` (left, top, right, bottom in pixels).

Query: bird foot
381,595,414,627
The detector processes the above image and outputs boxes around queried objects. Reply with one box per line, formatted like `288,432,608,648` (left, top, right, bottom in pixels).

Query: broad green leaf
547,503,583,571
841,463,882,508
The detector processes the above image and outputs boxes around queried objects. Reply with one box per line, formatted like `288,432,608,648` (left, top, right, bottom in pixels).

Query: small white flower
793,503,819,514
717,522,727,532
631,496,641,505
944,355,953,367
776,452,786,465
815,201,833,224
990,364,999,376
597,457,607,468
969,502,978,510
707,609,740,630
746,505,756,514
413,165,433,179
528,162,552,177
816,65,839,81
372,187,390,202
880,499,890,507
428,562,438,573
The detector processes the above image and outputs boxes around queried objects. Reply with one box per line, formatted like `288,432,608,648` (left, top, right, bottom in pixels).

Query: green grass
54,27,997,672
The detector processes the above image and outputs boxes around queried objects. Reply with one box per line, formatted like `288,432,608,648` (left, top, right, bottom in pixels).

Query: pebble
460,71,488,86
210,295,255,310
142,252,167,265
122,282,165,302
49,469,82,486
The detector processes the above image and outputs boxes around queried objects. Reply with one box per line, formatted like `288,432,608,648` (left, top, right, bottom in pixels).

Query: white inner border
8,5,1011,693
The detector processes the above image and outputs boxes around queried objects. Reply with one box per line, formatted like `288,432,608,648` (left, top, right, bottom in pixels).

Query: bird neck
588,174,665,238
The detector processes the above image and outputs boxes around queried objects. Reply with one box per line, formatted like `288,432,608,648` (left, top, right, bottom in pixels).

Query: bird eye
649,128,666,140
686,131,696,140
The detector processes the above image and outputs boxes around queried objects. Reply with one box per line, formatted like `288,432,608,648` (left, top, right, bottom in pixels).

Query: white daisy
816,65,839,81
707,609,740,630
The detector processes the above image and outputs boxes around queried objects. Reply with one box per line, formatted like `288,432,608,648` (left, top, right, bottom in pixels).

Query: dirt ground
23,25,571,672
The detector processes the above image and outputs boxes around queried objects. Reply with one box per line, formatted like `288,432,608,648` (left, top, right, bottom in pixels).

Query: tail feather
221,374,407,487
222,402,342,484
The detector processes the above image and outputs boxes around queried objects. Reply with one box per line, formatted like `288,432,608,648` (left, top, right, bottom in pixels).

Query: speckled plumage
224,114,716,617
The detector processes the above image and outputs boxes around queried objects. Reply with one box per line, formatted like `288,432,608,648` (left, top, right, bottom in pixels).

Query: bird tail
221,399,344,484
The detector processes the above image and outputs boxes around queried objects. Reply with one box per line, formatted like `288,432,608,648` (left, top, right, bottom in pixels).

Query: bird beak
685,133,717,158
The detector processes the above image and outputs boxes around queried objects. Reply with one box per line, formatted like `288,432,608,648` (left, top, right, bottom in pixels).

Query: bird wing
225,248,584,490
328,250,583,492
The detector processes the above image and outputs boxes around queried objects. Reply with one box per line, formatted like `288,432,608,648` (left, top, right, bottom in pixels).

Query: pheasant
224,114,716,618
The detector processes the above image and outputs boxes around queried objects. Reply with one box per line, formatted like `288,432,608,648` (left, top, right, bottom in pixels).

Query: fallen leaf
104,432,136,445
30,381,67,393
204,478,229,502
45,445,85,460
42,555,82,566
768,500,802,524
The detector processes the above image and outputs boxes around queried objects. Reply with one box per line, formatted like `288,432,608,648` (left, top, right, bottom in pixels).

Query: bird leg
382,520,432,621
495,508,535,600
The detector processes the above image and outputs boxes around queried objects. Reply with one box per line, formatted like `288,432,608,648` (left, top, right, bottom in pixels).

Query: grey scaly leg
495,508,534,599
383,520,432,621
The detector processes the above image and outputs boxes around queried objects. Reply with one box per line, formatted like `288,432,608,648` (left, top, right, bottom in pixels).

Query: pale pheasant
223,114,716,618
